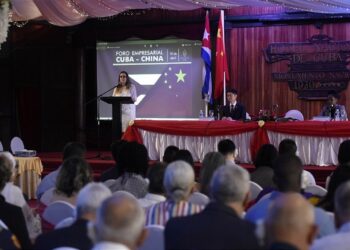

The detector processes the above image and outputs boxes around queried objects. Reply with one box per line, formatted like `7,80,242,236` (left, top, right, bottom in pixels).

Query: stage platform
38,151,335,186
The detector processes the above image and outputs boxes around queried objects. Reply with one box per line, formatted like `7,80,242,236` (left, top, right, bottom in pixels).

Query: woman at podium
112,71,137,132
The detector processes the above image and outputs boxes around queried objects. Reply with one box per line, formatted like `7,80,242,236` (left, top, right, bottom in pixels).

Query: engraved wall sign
264,35,350,99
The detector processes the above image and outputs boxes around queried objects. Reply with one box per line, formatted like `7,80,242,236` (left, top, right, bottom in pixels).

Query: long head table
123,120,350,166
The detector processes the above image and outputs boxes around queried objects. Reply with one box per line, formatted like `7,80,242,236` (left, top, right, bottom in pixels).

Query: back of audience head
319,165,350,212
0,155,12,191
217,139,236,157
76,182,112,221
173,149,194,167
63,142,86,160
147,162,166,195
338,140,350,165
163,160,195,202
200,152,226,196
111,140,127,163
254,144,278,169
94,192,146,249
0,152,16,184
273,154,303,192
278,138,297,156
56,157,93,197
334,181,350,228
266,193,317,250
162,145,179,164
118,141,149,177
210,165,250,208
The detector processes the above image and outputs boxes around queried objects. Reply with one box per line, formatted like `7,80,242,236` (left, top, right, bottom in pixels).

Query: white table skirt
140,129,255,163
139,128,348,166
267,131,350,166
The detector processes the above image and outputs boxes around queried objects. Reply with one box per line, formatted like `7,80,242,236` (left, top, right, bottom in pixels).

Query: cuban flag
201,11,213,104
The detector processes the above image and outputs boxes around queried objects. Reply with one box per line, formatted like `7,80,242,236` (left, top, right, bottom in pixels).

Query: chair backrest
188,192,210,206
42,201,76,226
249,181,263,201
304,185,327,197
284,110,304,121
10,137,25,154
0,141,3,152
55,217,75,229
302,170,316,189
138,225,164,250
40,188,55,206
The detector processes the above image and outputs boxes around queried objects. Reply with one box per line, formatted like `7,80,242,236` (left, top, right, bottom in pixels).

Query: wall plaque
264,34,350,99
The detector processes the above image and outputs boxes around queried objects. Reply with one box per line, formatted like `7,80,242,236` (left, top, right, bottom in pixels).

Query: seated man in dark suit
165,165,263,250
221,88,246,120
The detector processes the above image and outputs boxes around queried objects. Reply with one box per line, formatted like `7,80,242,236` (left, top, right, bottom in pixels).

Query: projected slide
96,38,203,119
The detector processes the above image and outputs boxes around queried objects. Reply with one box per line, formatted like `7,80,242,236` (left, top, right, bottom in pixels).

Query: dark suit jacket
222,102,246,120
0,195,32,249
34,219,93,250
165,202,262,250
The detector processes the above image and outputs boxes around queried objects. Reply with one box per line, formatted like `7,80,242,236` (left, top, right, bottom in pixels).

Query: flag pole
223,72,226,106
222,10,226,106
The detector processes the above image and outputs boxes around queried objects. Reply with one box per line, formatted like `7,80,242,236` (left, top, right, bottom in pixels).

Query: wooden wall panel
227,23,350,119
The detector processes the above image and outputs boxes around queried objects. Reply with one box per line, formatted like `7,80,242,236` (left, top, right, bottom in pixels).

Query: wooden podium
101,96,134,140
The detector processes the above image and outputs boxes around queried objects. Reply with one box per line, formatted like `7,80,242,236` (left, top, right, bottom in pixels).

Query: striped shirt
145,200,204,226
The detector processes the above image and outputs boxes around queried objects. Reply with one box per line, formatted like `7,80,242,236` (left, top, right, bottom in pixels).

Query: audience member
278,139,316,188
36,142,86,198
41,157,93,206
266,193,317,250
146,160,204,226
251,144,278,189
199,152,226,196
92,192,147,250
107,142,149,198
324,139,350,189
246,155,335,237
312,181,350,250
138,162,166,208
100,140,127,182
162,145,179,164
0,152,41,240
218,139,237,165
34,182,111,250
165,165,262,250
278,138,297,156
318,165,350,212
173,149,194,168
0,156,32,249
338,140,350,166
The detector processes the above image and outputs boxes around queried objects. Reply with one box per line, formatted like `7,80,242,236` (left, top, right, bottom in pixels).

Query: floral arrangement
0,0,9,47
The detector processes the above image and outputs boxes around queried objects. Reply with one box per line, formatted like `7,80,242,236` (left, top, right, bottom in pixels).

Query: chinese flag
214,10,229,100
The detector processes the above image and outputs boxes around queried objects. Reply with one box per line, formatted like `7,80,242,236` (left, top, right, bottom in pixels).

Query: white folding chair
284,110,304,121
40,188,55,206
302,170,316,189
249,181,263,202
304,185,327,197
55,217,75,229
42,200,76,226
10,136,25,154
189,192,210,206
138,225,164,250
